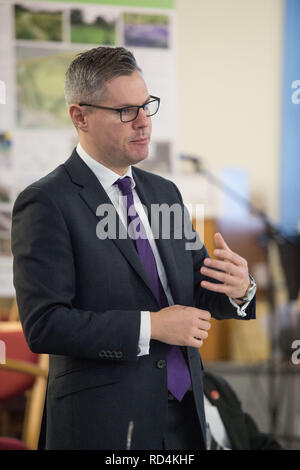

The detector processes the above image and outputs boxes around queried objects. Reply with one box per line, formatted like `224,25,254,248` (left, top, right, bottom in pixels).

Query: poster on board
0,0,176,296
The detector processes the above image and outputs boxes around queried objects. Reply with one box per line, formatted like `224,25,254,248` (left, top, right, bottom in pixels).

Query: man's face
83,70,153,173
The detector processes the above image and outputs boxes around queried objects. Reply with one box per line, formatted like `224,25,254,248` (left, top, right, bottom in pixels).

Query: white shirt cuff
228,276,256,317
228,297,251,317
137,311,151,356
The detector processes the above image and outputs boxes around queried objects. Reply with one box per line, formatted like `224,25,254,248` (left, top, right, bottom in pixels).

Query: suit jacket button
156,359,166,369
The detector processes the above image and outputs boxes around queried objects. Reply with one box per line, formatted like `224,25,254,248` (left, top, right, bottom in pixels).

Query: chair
0,322,48,450
8,299,20,322
0,298,19,322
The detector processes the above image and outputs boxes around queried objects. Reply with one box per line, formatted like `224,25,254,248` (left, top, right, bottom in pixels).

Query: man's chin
129,151,149,166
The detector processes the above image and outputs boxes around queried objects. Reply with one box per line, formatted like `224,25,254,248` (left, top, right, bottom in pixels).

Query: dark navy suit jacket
11,150,255,450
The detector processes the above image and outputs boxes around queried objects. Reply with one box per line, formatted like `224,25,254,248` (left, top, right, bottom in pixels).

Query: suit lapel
64,150,159,305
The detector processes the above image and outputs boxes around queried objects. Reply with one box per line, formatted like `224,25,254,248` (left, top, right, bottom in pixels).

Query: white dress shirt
76,143,256,357
204,395,231,449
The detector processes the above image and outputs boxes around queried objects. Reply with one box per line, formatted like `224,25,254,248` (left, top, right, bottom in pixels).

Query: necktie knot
115,176,133,196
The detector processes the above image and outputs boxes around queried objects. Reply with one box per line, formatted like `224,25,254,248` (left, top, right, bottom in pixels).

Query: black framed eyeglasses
78,95,160,123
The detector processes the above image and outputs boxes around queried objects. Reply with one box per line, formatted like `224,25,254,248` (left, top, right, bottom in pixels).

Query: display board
0,0,177,296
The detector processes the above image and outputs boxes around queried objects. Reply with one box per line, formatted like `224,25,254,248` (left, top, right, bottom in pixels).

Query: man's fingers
197,309,211,321
192,338,203,348
200,234,250,299
213,248,246,267
200,279,229,294
201,266,241,286
203,257,240,276
198,318,211,331
193,324,208,342
214,232,230,250
191,327,209,341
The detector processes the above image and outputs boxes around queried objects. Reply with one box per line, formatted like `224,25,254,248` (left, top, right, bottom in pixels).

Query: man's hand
150,305,211,348
200,232,251,300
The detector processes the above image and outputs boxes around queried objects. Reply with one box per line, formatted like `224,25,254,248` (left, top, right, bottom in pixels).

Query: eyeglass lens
121,99,159,122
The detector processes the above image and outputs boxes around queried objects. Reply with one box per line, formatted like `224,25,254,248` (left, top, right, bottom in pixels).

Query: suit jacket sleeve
12,186,140,361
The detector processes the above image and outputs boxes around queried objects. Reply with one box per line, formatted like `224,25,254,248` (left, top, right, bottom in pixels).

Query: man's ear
69,104,89,131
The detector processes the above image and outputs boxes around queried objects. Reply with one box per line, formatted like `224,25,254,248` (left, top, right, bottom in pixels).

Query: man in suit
203,371,282,450
11,46,256,450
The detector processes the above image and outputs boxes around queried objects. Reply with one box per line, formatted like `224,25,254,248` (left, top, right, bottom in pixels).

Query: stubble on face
81,71,153,175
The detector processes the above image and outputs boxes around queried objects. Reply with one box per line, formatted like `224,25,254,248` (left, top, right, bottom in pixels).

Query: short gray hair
64,46,141,106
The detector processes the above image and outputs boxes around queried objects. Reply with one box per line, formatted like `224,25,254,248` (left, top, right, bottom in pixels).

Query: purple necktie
115,176,191,402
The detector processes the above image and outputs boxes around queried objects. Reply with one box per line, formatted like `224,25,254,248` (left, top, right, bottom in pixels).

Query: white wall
176,0,284,221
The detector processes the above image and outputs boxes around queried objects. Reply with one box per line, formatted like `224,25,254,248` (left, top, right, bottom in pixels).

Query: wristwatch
232,275,256,303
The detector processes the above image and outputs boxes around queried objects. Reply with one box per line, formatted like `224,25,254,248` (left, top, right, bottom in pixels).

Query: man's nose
133,107,150,127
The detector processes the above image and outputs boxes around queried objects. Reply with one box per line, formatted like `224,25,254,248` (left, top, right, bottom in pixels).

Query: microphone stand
126,421,134,450
181,154,300,440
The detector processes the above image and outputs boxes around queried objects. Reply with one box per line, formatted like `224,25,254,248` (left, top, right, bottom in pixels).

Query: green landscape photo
70,9,116,45
15,4,63,42
16,47,81,128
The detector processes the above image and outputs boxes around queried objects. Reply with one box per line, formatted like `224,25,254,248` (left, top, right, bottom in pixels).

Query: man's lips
130,136,149,144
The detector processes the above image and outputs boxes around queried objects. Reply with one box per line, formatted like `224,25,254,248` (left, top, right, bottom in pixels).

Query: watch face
246,278,256,298
239,278,256,301
232,277,256,303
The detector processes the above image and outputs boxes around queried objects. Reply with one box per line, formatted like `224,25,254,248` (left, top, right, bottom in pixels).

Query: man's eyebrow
116,96,152,108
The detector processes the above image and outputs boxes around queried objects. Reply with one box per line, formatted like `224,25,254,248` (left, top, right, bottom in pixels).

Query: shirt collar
76,143,136,191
